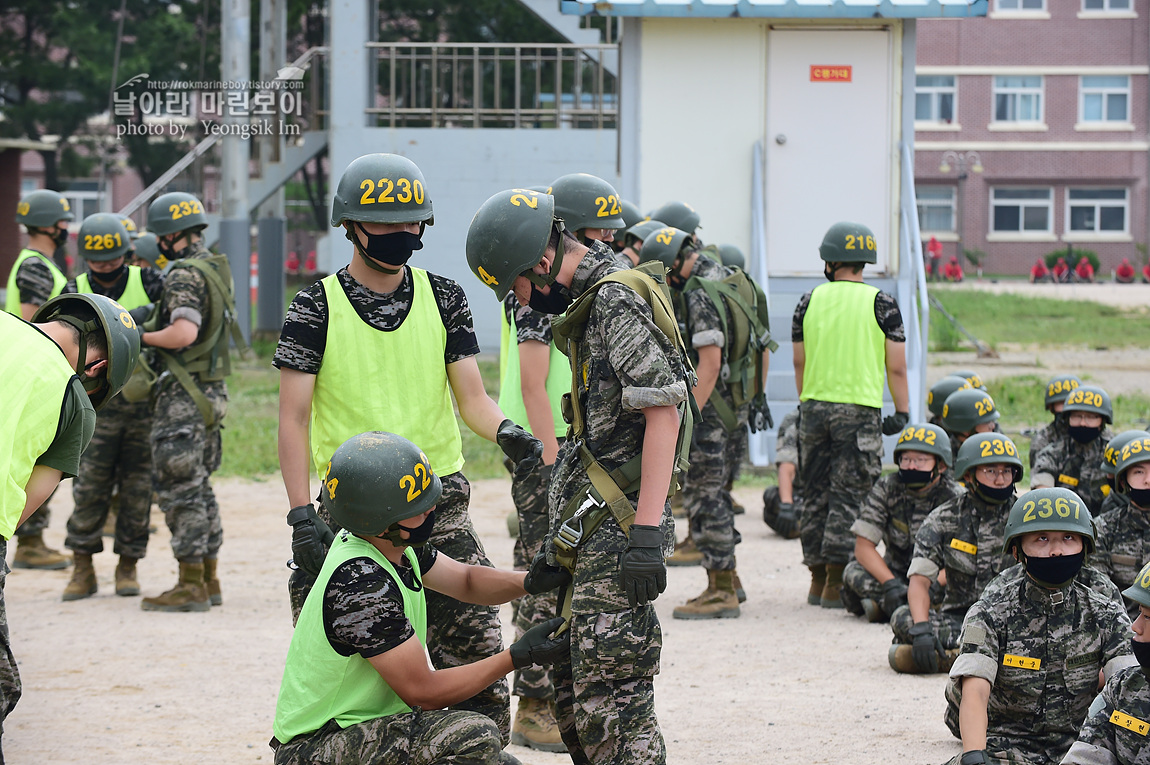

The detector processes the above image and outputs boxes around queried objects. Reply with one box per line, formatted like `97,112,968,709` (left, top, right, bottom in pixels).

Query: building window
1083,0,1130,9
61,181,106,223
1068,188,1128,232
992,188,1052,232
916,76,956,123
1080,76,1130,122
917,186,956,232
994,76,1043,123
997,0,1045,9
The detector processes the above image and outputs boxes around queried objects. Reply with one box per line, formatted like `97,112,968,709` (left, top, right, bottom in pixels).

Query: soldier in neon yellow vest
275,154,541,746
6,189,76,571
791,222,909,609
272,431,568,764
60,214,165,603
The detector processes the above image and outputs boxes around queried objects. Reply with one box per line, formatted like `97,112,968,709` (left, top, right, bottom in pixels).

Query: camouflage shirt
14,253,58,306
322,539,438,658
503,291,553,345
945,576,1134,763
683,255,737,408
63,266,165,302
154,241,228,398
273,265,480,374
790,287,906,343
907,490,1016,616
1029,415,1068,471
981,562,1125,609
1063,663,1150,765
1033,428,1114,515
1094,500,1150,600
850,472,963,579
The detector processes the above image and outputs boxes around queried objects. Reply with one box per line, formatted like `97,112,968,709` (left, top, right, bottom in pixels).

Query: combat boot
732,569,747,603
821,564,845,609
203,557,222,606
115,555,140,597
672,569,741,619
13,533,70,570
861,598,886,623
887,644,957,674
807,565,827,606
667,535,702,567
61,553,97,601
940,647,960,673
140,561,211,612
511,697,567,753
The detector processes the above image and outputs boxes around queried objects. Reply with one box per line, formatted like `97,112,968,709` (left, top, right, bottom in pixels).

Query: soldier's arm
884,338,909,413
692,344,721,410
1031,443,1058,488
907,572,932,622
855,537,896,584
368,632,515,712
518,340,560,465
778,461,797,503
422,552,528,606
447,357,506,442
141,317,198,349
958,675,992,753
792,342,805,397
20,465,64,529
637,404,679,526
278,368,317,508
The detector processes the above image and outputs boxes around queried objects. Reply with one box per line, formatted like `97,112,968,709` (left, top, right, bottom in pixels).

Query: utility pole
220,0,251,341
256,0,287,340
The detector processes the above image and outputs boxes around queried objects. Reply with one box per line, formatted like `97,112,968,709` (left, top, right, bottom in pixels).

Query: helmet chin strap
523,220,570,298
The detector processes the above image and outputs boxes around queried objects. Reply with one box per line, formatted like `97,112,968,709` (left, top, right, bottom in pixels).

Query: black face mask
1128,486,1150,509
897,468,934,489
972,481,1014,504
1132,638,1150,672
527,282,572,315
51,227,69,247
354,225,423,272
824,262,837,282
1022,550,1085,588
383,511,436,548
1068,425,1103,444
92,263,127,283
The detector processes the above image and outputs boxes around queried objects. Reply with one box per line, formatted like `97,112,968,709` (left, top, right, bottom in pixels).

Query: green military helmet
954,432,1022,483
1102,430,1150,478
818,222,877,264
147,192,208,236
119,215,140,241
466,188,558,300
133,233,168,270
78,213,133,262
1114,433,1150,490
954,369,987,392
894,423,953,468
1062,384,1113,424
16,189,74,227
1044,373,1081,410
548,173,627,232
619,199,642,229
718,244,745,270
1122,561,1150,609
319,431,442,537
622,219,665,249
330,153,434,227
650,201,700,234
942,388,999,434
640,226,691,271
32,293,142,411
1002,487,1095,555
927,375,973,419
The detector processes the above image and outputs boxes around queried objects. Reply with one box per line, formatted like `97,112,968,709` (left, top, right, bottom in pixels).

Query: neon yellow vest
0,314,73,537
75,266,150,310
799,281,886,409
273,535,426,743
310,270,464,479
497,308,569,439
5,249,66,315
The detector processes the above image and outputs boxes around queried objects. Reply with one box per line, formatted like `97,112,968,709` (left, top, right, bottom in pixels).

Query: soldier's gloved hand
497,419,543,478
749,393,774,433
287,503,334,577
128,303,154,325
620,524,667,609
881,578,909,617
774,502,799,538
523,549,571,595
881,411,910,436
908,621,943,673
510,617,570,669
959,750,990,765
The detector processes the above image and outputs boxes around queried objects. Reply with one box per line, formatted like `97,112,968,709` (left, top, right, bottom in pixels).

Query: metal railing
365,42,618,129
900,141,930,423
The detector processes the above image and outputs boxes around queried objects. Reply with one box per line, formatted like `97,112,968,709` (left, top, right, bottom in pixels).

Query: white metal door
765,28,894,276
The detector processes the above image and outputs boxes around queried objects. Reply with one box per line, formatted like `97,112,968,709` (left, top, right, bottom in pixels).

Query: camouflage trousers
150,378,226,562
889,603,964,649
840,565,945,617
272,709,501,765
798,401,882,566
0,541,19,754
510,459,558,699
941,749,1045,765
66,394,153,558
683,404,746,571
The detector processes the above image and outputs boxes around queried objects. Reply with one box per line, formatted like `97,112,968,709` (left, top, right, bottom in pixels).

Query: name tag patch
1058,474,1080,487
1003,654,1041,670
1110,710,1150,736
950,538,977,555
1066,650,1101,669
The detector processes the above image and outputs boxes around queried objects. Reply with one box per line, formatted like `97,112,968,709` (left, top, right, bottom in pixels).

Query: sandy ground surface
4,477,961,765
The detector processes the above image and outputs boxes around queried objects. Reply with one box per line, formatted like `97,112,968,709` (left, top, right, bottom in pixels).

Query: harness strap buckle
553,492,604,553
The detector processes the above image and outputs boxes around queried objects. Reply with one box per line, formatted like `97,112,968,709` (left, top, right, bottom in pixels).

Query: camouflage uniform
762,409,804,534
1033,429,1113,515
1094,500,1150,619
981,562,1125,609
841,472,962,610
1029,416,1068,471
943,578,1134,764
1062,664,1150,765
546,243,689,764
891,491,1016,648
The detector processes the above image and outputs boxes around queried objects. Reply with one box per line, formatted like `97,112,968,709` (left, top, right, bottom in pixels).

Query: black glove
287,503,335,577
881,578,908,617
908,620,943,673
497,419,543,478
128,303,154,325
881,411,910,436
523,549,571,595
619,524,667,609
774,502,798,538
749,393,774,433
509,617,570,669
959,751,990,765
136,323,148,346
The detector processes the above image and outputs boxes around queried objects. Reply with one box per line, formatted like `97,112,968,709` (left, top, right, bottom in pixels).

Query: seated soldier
1094,432,1150,620
763,409,803,540
944,488,1134,765
927,376,974,428
842,423,961,622
941,388,1001,465
945,256,965,282
1076,257,1096,283
1029,374,1081,472
271,432,570,765
1029,258,1049,283
888,433,1022,674
1032,385,1114,515
1054,257,1071,282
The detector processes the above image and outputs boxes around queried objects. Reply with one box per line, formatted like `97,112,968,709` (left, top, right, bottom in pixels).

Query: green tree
376,0,564,43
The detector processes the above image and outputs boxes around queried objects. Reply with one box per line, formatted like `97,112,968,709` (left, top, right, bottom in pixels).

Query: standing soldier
549,173,628,269
792,222,910,608
1030,374,1082,470
762,409,804,540
138,191,237,613
6,189,77,570
1032,385,1113,515
60,214,164,601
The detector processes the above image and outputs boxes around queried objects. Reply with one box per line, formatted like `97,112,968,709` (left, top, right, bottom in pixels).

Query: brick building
914,0,1149,276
